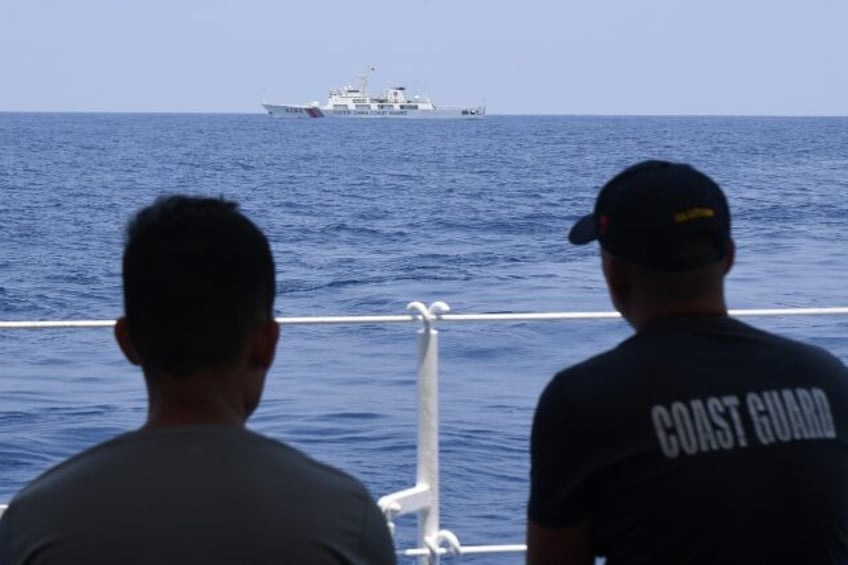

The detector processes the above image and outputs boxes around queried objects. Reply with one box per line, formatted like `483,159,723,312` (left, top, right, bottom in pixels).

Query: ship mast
359,65,374,96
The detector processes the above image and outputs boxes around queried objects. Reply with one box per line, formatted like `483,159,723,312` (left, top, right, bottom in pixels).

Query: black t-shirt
529,315,848,564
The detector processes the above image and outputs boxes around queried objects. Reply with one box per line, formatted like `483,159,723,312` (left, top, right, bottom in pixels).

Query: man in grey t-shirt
0,196,396,565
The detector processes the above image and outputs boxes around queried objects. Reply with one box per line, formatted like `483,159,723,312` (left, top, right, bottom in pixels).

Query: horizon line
2,110,847,119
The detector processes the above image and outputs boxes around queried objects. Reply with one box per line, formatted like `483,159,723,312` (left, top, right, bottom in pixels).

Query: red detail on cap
599,214,609,236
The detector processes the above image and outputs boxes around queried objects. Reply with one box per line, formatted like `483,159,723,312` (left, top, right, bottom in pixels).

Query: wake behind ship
262,67,485,119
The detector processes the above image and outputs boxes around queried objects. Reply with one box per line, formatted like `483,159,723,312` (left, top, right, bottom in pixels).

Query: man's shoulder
542,315,848,405
540,345,634,407
2,427,395,565
719,316,848,372
551,336,642,383
236,428,373,494
609,315,846,371
10,430,141,498
12,426,371,505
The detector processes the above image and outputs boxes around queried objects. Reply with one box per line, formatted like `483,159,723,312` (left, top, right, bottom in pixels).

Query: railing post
406,301,450,565
417,316,439,565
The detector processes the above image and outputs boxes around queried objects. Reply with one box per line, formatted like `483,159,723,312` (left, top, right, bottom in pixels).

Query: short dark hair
122,196,275,377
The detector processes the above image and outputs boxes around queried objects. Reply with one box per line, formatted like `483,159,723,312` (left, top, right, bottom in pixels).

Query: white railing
3,304,848,564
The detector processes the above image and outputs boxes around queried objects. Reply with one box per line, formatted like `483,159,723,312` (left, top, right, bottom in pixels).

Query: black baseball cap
568,160,732,270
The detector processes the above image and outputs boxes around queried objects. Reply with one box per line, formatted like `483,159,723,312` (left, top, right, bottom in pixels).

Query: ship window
355,104,371,110
333,104,348,109
400,104,419,110
353,98,368,103
378,104,394,110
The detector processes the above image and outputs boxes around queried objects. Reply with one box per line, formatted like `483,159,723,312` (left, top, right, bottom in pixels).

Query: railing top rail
2,306,848,330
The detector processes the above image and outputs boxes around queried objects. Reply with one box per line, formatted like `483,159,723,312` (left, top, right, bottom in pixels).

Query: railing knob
437,529,462,555
406,301,451,331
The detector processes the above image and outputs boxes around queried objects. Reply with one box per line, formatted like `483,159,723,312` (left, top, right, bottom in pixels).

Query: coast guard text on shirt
651,387,836,458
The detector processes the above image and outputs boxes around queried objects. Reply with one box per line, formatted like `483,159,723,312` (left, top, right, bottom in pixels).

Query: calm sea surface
2,113,848,562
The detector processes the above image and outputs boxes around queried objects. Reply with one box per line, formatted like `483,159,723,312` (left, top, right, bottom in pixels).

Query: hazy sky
2,0,847,115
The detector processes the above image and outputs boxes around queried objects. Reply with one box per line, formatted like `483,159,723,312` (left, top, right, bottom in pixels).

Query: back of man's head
122,196,275,378
567,160,734,317
568,160,732,271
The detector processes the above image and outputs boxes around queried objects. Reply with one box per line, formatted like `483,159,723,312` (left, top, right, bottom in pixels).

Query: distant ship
262,67,485,119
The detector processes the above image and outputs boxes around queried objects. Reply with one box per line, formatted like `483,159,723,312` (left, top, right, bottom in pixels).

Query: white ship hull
263,67,485,120
262,103,485,119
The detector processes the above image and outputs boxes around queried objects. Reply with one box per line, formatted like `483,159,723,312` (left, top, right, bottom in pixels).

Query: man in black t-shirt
527,160,848,564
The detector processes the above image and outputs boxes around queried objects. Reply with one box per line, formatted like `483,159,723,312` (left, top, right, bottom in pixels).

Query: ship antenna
360,65,375,96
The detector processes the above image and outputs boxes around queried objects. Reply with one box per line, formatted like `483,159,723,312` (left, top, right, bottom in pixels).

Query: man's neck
143,370,249,428
626,298,728,332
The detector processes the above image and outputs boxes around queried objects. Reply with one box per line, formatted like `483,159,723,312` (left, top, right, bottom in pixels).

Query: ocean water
2,113,848,562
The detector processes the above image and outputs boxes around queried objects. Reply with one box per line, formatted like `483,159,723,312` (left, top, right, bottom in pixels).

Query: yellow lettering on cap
674,207,715,223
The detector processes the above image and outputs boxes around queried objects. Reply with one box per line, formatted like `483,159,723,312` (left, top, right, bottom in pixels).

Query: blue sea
2,113,848,563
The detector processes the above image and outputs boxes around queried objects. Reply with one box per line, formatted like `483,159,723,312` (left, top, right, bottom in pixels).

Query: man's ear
601,251,631,311
114,317,141,366
723,238,736,275
601,250,633,321
247,319,280,371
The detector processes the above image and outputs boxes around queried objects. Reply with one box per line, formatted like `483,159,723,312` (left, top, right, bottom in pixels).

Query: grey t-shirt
0,425,396,564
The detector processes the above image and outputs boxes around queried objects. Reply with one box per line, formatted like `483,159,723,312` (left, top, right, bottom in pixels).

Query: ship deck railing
3,303,848,564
